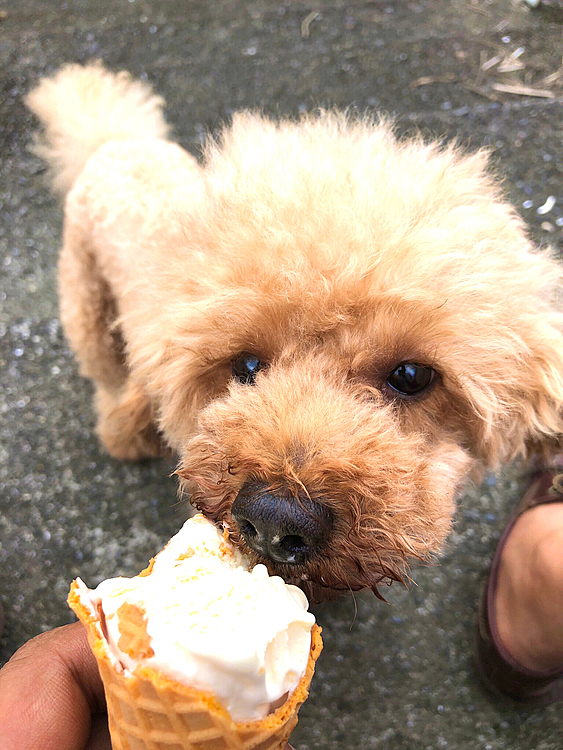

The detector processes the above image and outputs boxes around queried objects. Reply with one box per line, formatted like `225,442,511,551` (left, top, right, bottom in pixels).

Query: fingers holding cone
0,622,108,750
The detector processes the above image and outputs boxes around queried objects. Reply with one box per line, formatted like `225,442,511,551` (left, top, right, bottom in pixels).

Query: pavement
1,0,563,748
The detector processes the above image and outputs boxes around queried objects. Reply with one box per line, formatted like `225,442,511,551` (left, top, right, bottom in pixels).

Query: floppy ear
512,313,563,462
465,246,563,467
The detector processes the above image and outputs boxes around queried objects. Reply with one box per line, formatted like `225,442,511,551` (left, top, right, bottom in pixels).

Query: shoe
475,467,563,706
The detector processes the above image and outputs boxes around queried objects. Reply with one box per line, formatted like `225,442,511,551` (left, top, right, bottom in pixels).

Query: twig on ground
462,1,491,15
481,55,501,72
490,82,556,97
409,74,458,88
462,82,502,102
301,11,319,39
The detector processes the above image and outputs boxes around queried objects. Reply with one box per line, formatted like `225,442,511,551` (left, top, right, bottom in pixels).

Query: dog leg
58,227,127,392
95,380,167,461
59,222,166,460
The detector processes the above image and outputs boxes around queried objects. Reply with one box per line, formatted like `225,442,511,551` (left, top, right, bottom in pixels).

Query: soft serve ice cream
72,514,316,721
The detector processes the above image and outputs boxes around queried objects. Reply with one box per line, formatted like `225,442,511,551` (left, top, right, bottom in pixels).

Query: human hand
0,622,296,749
0,622,109,750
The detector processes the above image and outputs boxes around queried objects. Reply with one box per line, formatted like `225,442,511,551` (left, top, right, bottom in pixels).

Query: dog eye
232,353,265,385
386,363,435,396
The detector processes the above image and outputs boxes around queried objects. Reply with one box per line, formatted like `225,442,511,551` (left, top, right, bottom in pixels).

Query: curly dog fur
26,63,563,600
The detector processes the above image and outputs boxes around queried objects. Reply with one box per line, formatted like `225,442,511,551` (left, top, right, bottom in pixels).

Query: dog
26,63,563,602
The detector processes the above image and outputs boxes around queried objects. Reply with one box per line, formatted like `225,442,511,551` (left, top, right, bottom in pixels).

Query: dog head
142,112,563,600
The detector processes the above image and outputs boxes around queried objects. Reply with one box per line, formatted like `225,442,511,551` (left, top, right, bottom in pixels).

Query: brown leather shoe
475,467,563,706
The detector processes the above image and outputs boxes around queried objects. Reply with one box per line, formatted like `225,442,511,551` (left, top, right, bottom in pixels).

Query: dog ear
466,251,563,467
509,317,563,462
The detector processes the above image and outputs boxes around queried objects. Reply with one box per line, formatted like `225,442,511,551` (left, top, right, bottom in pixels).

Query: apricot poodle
26,63,563,600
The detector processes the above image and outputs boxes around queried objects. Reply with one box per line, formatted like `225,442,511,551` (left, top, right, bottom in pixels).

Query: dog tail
25,62,170,196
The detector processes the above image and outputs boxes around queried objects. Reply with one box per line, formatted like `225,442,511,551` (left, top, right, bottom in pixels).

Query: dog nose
231,482,332,564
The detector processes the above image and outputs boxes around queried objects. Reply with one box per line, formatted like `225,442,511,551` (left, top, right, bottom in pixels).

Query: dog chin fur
26,63,563,601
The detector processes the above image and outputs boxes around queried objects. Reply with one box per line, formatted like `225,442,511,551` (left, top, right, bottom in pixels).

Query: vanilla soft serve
74,514,315,721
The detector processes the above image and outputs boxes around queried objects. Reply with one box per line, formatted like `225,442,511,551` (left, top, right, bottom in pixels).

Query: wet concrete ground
1,1,563,748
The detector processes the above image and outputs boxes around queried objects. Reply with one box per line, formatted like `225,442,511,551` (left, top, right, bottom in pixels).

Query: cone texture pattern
69,581,322,750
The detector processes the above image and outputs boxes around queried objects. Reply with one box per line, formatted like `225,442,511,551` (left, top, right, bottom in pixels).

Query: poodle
26,63,563,601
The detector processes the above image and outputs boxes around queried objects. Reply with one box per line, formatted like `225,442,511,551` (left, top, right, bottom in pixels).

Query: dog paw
98,422,169,461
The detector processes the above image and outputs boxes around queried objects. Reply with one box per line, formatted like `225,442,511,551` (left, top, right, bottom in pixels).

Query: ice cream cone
68,581,322,750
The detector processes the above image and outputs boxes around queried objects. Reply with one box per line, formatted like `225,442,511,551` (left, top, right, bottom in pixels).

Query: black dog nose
232,482,333,565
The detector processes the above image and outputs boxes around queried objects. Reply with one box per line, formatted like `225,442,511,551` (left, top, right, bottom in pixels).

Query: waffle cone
68,581,322,750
